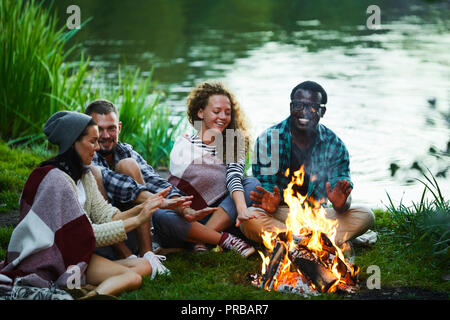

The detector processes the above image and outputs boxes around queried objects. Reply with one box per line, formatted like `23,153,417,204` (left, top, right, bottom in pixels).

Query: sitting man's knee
361,206,375,228
351,205,375,230
116,158,140,174
239,208,271,243
116,158,145,184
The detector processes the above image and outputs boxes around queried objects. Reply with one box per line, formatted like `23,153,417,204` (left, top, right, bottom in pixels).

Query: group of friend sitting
0,80,374,299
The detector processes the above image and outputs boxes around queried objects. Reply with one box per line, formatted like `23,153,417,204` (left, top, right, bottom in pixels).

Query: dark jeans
152,177,261,248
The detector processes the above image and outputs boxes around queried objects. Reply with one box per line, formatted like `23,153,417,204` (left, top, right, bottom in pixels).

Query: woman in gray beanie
3,111,164,299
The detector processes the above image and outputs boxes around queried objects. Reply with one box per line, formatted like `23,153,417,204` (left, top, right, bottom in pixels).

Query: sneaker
152,240,162,254
219,233,255,258
193,243,208,253
143,251,171,279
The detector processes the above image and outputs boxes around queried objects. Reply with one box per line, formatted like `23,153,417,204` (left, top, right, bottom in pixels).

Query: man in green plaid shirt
240,81,374,248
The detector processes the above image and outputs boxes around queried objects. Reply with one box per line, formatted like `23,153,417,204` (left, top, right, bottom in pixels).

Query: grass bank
0,142,448,299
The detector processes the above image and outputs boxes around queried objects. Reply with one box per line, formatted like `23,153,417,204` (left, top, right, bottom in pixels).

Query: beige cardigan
63,169,127,247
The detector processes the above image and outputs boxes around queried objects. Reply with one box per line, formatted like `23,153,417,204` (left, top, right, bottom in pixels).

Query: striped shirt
190,134,246,194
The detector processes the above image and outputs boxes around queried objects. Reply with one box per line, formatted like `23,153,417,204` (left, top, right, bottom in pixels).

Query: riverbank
0,141,448,300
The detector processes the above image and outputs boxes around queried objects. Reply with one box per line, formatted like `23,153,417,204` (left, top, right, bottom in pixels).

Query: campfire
255,166,359,295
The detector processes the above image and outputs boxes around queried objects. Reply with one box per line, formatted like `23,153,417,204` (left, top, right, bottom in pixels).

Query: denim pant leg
151,208,193,249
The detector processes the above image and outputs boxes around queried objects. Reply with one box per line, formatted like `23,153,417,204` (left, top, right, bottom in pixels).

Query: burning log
288,245,338,293
256,166,360,295
259,241,287,291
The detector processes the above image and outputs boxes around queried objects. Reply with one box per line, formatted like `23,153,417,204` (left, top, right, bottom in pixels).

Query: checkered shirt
92,141,182,204
252,116,353,204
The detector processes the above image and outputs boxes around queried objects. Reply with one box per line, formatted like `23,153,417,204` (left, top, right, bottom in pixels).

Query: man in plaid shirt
240,81,374,248
85,99,199,279
92,141,182,205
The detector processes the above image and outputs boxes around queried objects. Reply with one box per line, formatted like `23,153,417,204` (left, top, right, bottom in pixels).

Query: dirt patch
0,210,19,227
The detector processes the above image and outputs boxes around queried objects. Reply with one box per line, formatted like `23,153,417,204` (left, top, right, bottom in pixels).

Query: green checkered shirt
252,116,353,204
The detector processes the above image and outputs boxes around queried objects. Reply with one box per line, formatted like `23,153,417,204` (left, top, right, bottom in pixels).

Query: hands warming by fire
249,179,352,215
249,186,281,214
325,179,352,213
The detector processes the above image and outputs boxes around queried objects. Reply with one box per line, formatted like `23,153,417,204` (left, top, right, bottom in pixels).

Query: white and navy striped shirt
190,134,246,194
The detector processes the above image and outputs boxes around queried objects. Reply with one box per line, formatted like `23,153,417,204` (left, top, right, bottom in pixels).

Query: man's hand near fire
325,179,352,213
250,185,281,214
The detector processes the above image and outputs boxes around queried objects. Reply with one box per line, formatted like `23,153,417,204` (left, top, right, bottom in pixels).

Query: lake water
53,0,450,209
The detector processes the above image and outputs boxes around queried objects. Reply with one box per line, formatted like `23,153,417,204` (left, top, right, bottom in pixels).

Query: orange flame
258,165,358,293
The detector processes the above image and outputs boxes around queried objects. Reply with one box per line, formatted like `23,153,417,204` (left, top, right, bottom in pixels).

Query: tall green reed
1,0,182,168
0,0,90,142
95,67,184,169
384,169,449,259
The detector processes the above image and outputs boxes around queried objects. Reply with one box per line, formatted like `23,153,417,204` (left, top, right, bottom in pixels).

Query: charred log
259,241,287,291
288,246,338,293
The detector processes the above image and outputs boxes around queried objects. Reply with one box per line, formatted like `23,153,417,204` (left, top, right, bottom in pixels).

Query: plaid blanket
0,165,96,290
168,135,227,210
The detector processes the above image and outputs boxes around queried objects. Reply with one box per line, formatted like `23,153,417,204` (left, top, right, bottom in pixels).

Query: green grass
0,226,13,261
0,141,449,299
120,249,330,300
0,140,47,213
117,208,449,300
354,210,450,293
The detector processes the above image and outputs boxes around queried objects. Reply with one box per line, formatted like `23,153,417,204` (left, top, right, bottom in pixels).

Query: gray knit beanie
44,111,93,155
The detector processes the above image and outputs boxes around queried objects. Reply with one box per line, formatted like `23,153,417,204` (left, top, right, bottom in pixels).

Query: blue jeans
152,177,261,248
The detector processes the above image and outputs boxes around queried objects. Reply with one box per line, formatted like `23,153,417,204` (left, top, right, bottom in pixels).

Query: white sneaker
143,251,171,279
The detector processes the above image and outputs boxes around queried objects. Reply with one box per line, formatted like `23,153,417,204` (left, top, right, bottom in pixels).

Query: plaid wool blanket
0,165,96,290
168,135,227,210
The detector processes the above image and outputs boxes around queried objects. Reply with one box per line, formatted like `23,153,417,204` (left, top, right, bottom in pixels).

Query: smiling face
74,125,100,166
197,94,232,138
89,112,121,155
290,88,324,133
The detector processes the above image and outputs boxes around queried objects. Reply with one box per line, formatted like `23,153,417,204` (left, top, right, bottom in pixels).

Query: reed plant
94,67,185,169
0,0,91,142
384,170,449,261
1,0,182,168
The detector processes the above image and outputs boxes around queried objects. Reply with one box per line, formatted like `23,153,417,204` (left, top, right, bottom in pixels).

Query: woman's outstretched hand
137,195,163,224
182,207,218,222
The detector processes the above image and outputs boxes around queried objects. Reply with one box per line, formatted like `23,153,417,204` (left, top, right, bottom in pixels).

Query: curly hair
186,81,251,163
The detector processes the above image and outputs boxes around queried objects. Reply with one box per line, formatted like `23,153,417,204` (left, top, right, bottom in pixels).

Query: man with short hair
85,99,194,278
240,81,374,248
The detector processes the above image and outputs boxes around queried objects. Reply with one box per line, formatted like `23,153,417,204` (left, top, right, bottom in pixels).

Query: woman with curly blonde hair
186,81,252,162
152,81,261,257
